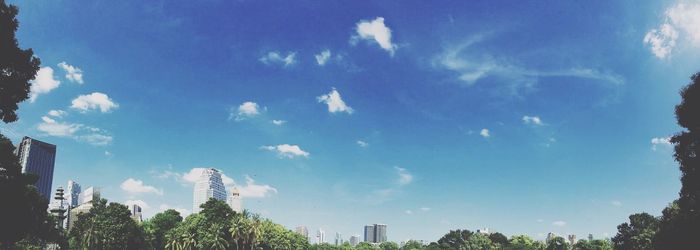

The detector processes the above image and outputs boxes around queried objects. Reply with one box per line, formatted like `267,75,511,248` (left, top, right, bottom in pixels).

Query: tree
611,213,657,250
68,199,148,249
400,240,425,250
144,209,182,249
546,237,569,250
507,235,540,250
654,72,700,249
573,239,612,250
436,229,473,249
0,0,41,123
488,232,509,247
356,242,378,250
380,241,400,250
464,233,494,250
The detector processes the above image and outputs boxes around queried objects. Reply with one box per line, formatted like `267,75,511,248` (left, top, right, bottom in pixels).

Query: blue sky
3,0,700,243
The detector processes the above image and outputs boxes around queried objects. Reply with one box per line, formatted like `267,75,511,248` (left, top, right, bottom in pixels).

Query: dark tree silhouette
654,72,700,249
0,0,40,123
612,213,657,250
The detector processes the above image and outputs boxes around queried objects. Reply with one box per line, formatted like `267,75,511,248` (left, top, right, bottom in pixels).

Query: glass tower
192,168,226,213
16,136,56,201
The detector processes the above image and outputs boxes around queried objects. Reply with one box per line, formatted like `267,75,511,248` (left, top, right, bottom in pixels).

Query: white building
130,204,143,223
335,232,343,245
349,235,360,246
192,168,227,213
317,228,326,244
227,187,242,213
296,226,309,240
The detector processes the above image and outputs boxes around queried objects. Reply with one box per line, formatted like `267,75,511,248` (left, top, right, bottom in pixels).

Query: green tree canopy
68,199,148,249
0,0,40,123
611,213,657,250
144,209,183,249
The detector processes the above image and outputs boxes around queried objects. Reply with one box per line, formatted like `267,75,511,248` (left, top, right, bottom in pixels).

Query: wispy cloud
480,128,490,138
522,115,544,126
651,136,672,150
260,51,297,67
71,92,119,113
644,3,700,59
57,61,84,84
120,178,164,195
552,221,566,227
395,166,413,185
37,111,112,146
175,168,277,198
230,101,263,121
260,144,310,158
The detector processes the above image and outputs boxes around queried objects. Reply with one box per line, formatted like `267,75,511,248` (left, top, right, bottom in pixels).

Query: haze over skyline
2,0,700,242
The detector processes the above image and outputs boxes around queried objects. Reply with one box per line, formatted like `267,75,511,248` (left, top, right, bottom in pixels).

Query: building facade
192,168,227,213
295,226,309,240
375,224,387,243
16,136,56,201
65,180,81,207
317,228,326,244
364,225,375,243
130,204,143,223
335,232,343,245
227,187,242,213
349,235,360,246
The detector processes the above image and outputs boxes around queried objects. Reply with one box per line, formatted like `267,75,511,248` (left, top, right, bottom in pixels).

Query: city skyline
2,0,699,242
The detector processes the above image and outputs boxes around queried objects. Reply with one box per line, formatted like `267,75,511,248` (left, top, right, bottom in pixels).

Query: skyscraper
192,168,226,213
295,226,309,240
16,136,56,200
65,180,81,207
335,232,343,245
375,224,387,243
364,225,375,243
130,204,143,223
317,228,326,244
349,235,360,246
227,187,242,213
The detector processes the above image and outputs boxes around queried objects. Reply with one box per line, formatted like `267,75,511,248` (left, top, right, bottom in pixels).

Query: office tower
296,226,309,239
65,180,81,207
16,136,56,201
317,228,326,244
78,186,100,205
130,204,143,223
546,232,556,243
227,187,242,213
567,235,576,245
349,235,360,246
375,224,387,243
588,234,593,241
335,232,343,245
192,168,226,213
364,225,375,242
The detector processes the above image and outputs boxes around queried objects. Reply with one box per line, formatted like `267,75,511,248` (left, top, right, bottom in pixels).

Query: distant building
317,228,326,244
192,168,226,213
588,234,593,241
364,225,375,242
567,234,577,245
16,136,56,201
65,180,81,207
227,187,242,213
349,235,360,246
375,224,387,243
68,186,101,230
78,186,100,205
296,226,309,240
130,204,143,223
476,228,489,234
546,232,556,243
335,232,343,245
364,224,387,243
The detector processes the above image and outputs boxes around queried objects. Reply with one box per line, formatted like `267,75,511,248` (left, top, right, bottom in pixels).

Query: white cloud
180,168,234,186
237,175,278,198
120,178,163,195
231,101,261,121
57,62,84,84
480,128,490,138
645,3,700,59
260,51,296,67
352,17,397,55
552,221,566,227
395,166,413,185
420,207,431,212
260,144,310,158
29,67,61,102
315,49,332,66
522,115,543,126
317,88,353,114
405,210,413,215
651,137,672,150
47,109,67,118
612,200,623,207
435,36,624,89
357,140,369,147
70,92,119,113
272,119,286,126
37,112,112,146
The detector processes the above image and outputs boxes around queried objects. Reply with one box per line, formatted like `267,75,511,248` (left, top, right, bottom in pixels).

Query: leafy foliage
68,199,148,249
143,209,183,249
611,213,657,250
0,0,40,123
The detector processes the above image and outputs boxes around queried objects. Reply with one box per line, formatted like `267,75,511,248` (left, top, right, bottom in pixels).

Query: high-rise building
349,235,360,246
16,136,56,201
68,186,101,230
375,224,387,243
227,187,242,213
317,228,326,244
567,234,577,245
65,180,81,207
364,225,375,242
296,226,309,240
78,186,100,205
335,232,343,245
192,168,226,213
588,234,593,241
130,204,143,223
